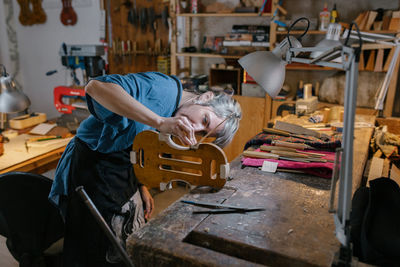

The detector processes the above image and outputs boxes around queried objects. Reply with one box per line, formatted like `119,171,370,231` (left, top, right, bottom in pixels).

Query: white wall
0,0,103,119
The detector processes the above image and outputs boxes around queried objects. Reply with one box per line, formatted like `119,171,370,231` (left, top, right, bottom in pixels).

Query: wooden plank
274,120,325,138
365,49,376,71
365,11,377,31
384,39,400,117
389,18,400,31
367,157,384,183
223,95,266,162
170,0,177,75
354,11,367,27
391,164,400,187
359,51,365,71
382,15,391,30
358,11,370,30
374,49,384,72
382,158,391,178
383,47,395,72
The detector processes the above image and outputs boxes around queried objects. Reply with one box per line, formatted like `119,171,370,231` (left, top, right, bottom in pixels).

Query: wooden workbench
0,134,71,174
126,115,375,266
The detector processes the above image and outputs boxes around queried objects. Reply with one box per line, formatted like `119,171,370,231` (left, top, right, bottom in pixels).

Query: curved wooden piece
60,0,78,26
17,0,34,26
132,130,228,190
31,0,47,24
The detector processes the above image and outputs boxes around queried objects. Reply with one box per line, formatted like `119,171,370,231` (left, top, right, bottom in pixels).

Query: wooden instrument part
17,0,34,26
31,0,47,24
16,0,47,25
60,0,77,26
131,130,229,191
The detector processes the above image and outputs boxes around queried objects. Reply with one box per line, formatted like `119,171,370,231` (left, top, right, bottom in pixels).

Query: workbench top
126,115,375,266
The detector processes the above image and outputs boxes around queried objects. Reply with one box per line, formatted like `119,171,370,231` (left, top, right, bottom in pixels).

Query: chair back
0,172,64,264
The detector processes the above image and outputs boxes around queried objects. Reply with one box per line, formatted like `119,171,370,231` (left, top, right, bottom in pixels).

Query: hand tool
181,200,265,214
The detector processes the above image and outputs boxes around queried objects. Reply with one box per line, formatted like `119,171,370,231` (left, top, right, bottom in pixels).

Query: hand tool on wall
139,7,148,32
127,0,138,25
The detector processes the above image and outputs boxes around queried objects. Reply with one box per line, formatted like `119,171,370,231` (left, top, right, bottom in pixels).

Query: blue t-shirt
49,72,182,211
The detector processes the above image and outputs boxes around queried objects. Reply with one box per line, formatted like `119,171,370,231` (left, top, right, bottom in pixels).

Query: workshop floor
0,168,189,266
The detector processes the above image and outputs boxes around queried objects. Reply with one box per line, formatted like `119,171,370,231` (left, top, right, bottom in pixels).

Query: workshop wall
0,0,103,119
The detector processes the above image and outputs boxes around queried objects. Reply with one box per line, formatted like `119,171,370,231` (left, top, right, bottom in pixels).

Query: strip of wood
260,145,297,153
242,150,280,159
270,150,310,158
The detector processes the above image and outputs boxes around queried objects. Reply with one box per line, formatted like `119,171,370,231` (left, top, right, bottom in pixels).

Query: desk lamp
239,18,365,265
0,64,31,129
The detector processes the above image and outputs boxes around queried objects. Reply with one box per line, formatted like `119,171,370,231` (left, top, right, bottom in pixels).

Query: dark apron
63,137,139,267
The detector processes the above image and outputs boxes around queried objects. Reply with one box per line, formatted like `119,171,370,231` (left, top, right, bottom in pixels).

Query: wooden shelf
277,29,399,35
176,52,242,59
177,12,272,17
286,63,336,70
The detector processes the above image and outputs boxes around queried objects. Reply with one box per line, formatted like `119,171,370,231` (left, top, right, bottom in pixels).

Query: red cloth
241,144,336,179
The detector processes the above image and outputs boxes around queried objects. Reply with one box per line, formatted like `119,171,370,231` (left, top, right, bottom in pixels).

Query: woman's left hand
139,185,154,220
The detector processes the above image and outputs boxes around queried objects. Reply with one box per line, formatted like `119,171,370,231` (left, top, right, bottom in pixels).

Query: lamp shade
238,51,287,98
310,23,342,61
0,72,30,113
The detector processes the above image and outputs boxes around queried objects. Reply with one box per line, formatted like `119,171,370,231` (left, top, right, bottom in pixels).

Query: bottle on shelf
319,3,330,31
330,3,339,23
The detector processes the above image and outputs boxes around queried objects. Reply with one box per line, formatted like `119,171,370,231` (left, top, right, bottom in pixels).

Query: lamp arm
374,44,400,111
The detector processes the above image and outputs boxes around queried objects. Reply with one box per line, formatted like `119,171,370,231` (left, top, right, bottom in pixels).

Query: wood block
384,48,395,72
365,11,377,31
9,113,47,129
359,51,365,71
374,49,384,72
389,18,400,31
390,164,400,187
365,49,376,71
367,157,384,183
382,15,391,30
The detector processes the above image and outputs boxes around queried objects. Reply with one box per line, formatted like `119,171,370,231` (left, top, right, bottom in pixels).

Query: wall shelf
176,52,244,59
177,12,272,17
277,29,399,35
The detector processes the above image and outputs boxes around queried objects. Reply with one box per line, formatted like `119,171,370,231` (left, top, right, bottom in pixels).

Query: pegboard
107,0,170,74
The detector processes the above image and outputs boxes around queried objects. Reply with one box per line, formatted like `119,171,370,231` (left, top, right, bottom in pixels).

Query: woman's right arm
85,80,197,145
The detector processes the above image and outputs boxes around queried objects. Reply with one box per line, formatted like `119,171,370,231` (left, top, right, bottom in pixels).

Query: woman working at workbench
49,71,241,266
